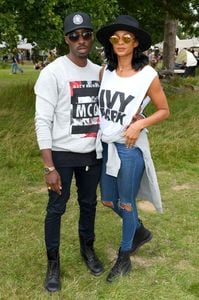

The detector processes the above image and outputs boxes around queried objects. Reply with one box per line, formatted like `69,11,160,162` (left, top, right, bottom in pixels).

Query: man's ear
64,36,69,45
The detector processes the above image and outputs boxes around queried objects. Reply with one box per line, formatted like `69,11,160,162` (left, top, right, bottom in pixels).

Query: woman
96,15,170,282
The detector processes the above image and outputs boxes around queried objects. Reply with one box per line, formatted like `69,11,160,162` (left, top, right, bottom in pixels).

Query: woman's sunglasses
68,31,93,42
109,34,135,45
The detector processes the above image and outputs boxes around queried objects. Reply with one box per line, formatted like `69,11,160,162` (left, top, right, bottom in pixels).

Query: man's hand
45,169,62,195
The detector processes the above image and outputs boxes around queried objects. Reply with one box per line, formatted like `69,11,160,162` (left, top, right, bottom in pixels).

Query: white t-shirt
99,65,157,141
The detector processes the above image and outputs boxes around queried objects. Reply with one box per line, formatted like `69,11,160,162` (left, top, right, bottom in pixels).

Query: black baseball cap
64,12,93,35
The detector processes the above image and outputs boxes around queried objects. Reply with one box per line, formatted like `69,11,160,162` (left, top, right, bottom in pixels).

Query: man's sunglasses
68,31,93,42
109,34,135,45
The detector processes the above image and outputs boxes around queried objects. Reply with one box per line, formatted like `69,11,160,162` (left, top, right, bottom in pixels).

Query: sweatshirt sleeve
34,67,58,150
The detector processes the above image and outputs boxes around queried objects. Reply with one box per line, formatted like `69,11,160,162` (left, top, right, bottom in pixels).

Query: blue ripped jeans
100,142,145,251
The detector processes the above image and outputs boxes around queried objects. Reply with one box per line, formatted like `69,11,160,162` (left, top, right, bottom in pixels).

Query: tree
1,0,198,69
162,18,178,70
0,0,119,53
117,0,199,71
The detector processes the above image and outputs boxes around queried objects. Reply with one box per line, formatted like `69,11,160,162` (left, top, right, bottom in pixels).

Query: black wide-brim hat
96,15,151,52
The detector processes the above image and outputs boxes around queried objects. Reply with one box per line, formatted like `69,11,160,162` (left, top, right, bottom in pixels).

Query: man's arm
41,149,62,195
34,69,61,194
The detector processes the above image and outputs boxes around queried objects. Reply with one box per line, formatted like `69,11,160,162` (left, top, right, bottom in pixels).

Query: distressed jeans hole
102,201,114,208
120,203,132,212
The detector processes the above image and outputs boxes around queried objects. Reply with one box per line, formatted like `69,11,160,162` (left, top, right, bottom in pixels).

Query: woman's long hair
104,42,149,72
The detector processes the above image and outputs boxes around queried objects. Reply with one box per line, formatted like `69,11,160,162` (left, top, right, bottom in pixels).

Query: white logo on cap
73,14,83,25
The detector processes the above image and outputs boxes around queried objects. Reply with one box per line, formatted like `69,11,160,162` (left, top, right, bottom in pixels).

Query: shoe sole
84,260,104,276
106,263,132,283
44,282,61,293
130,233,153,255
45,286,61,293
90,269,104,276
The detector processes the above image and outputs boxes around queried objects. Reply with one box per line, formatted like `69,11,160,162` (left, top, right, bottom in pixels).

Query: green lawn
0,62,39,85
0,63,199,300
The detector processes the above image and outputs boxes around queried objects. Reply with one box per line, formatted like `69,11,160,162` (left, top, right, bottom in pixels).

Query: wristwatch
44,166,55,175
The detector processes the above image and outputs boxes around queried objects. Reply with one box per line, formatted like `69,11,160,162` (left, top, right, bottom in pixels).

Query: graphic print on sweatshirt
70,81,100,137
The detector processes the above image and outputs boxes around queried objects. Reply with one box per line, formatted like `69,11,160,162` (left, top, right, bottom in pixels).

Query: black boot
107,248,132,283
45,250,61,293
130,220,152,255
79,236,104,276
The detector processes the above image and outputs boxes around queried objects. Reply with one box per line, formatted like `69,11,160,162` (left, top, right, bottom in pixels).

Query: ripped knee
120,203,132,212
102,200,114,208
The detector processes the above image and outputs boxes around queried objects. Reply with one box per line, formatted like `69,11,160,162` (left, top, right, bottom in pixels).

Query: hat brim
65,25,93,35
96,23,151,52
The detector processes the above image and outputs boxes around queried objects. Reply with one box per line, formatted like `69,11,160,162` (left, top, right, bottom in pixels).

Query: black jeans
45,164,102,252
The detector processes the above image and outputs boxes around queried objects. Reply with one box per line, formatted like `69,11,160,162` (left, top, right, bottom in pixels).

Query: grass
0,63,199,300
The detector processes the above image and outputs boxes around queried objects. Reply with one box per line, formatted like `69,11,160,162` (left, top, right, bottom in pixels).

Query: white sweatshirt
35,56,100,153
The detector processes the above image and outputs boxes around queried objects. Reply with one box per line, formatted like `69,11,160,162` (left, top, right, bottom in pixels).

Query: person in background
47,51,56,63
34,11,104,293
96,15,170,282
11,54,23,74
183,48,198,77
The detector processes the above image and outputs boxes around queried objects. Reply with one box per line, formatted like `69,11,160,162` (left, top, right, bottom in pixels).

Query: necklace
117,65,132,72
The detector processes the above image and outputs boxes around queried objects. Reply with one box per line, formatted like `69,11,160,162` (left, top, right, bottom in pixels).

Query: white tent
0,42,6,48
0,42,34,50
176,38,199,50
17,42,34,50
154,37,199,51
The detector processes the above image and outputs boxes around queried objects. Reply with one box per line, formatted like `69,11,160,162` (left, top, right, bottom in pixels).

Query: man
34,12,103,293
11,53,24,74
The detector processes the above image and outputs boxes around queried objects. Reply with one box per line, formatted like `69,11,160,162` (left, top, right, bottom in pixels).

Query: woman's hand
123,119,143,148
